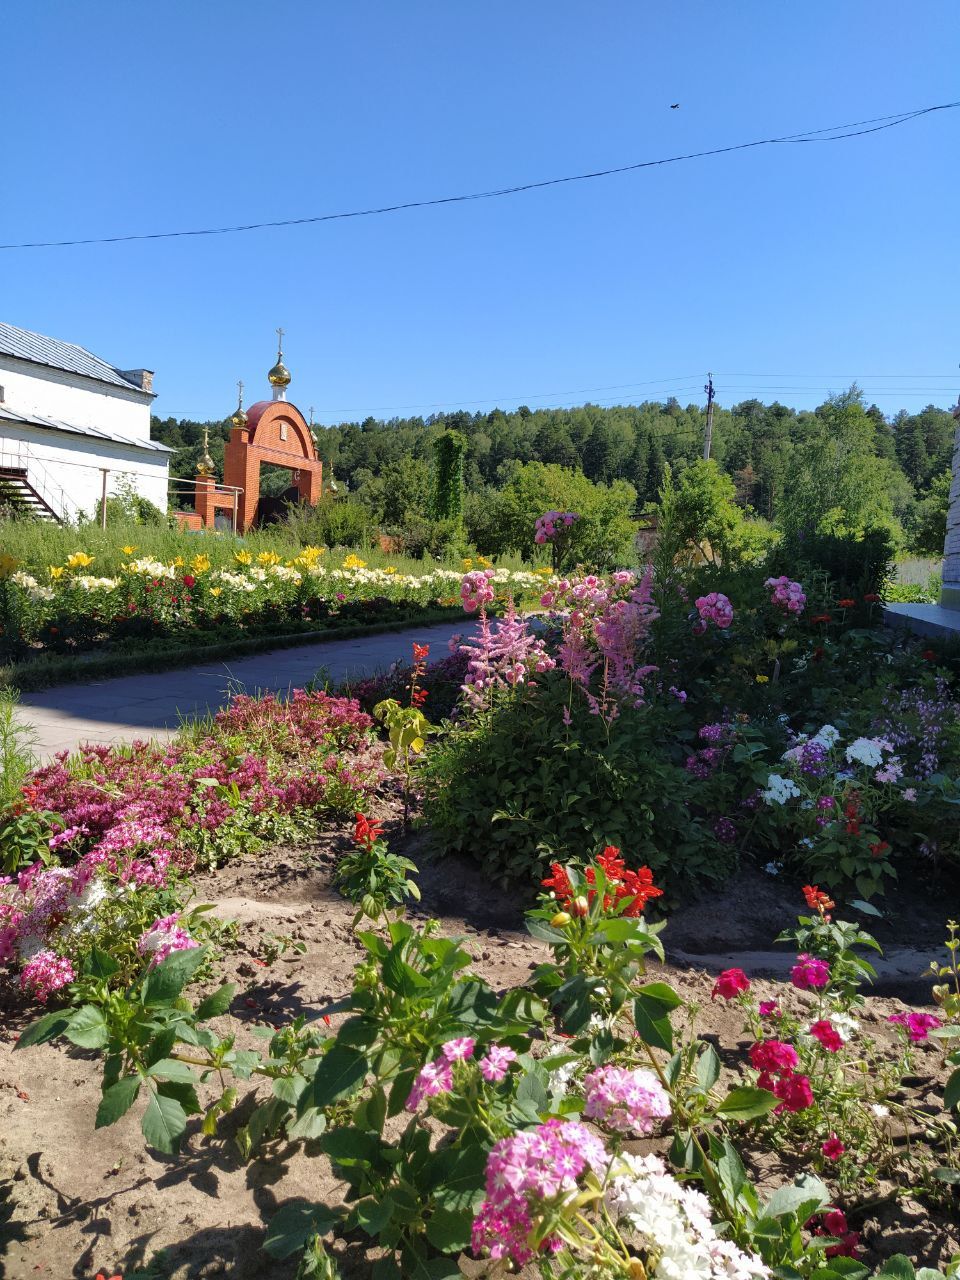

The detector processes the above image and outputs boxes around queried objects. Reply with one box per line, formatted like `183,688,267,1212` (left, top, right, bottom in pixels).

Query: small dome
230,404,248,430
268,359,291,387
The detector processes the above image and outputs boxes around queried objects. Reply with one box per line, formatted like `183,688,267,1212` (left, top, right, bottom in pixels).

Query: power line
3,101,957,251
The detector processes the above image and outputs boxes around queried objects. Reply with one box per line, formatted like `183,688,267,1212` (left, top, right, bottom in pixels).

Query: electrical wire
2,102,956,251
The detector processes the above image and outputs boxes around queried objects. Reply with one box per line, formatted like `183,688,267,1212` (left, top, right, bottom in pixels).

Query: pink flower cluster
406,1038,517,1109
790,953,831,990
137,913,199,968
582,1064,671,1134
694,592,734,632
547,569,659,718
534,510,578,545
887,1010,942,1042
809,1019,843,1052
712,967,750,1000
764,575,806,615
19,948,75,1002
460,569,496,612
471,1120,608,1264
459,601,555,709
748,1039,814,1113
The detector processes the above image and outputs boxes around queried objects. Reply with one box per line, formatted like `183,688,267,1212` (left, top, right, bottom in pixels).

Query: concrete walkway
16,620,467,759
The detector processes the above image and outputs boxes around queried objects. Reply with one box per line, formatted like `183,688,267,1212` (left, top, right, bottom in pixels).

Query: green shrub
769,527,894,600
420,674,729,896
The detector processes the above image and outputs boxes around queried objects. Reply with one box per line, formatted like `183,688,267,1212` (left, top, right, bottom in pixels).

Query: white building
0,320,171,521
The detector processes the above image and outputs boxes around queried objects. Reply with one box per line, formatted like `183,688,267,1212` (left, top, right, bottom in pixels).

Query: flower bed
0,548,552,665
0,690,384,999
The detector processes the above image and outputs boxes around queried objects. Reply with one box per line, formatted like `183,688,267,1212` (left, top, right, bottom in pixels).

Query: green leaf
15,1009,71,1050
146,1058,197,1084
64,1004,108,1050
95,1075,141,1128
84,947,120,980
142,946,207,1006
195,984,236,1020
944,1066,960,1111
381,948,430,997
425,1204,473,1253
850,899,882,917
355,1194,395,1237
263,1201,341,1259
633,995,674,1053
634,981,683,1010
427,1143,487,1212
760,1174,830,1222
286,1107,327,1141
873,1259,916,1280
696,1043,721,1091
306,1046,367,1109
141,1089,187,1154
716,1086,779,1121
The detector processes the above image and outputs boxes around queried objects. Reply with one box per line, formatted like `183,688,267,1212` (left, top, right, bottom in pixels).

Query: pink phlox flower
712,967,750,1000
405,1058,455,1110
809,1019,843,1052
479,1044,517,1082
821,1134,846,1161
887,1011,942,1042
791,953,831,990
582,1064,670,1135
441,1036,476,1062
19,949,75,1002
137,913,198,969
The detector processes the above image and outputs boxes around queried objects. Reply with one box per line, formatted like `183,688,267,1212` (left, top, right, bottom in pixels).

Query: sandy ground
1,834,957,1280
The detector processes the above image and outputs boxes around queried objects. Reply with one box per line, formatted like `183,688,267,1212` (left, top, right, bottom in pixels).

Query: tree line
152,388,956,555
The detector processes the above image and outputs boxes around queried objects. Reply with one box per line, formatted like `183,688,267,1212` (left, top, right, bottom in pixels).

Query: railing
0,437,79,522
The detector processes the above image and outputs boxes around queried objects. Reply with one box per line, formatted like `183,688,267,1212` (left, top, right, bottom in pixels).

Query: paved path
16,621,467,759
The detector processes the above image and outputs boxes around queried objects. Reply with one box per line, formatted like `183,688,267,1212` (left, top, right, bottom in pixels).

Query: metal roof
0,404,173,453
0,320,150,393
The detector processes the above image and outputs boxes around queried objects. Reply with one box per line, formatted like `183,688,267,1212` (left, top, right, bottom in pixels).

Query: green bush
420,674,729,896
769,527,894,600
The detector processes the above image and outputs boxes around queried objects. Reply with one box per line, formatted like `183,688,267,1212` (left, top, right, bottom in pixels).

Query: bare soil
1,829,957,1280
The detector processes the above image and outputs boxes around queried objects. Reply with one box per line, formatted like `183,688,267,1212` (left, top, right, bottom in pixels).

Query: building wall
0,422,169,519
942,415,960,610
0,356,153,443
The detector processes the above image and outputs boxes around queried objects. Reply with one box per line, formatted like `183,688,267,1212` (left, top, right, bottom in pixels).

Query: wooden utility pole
702,373,715,460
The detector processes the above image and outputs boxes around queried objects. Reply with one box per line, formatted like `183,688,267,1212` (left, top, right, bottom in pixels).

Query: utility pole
100,468,109,529
702,373,715,461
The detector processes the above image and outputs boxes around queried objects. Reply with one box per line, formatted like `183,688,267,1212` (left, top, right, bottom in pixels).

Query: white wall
0,356,153,444
0,422,169,519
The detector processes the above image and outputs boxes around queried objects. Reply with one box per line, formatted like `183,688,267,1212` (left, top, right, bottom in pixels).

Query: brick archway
222,400,322,531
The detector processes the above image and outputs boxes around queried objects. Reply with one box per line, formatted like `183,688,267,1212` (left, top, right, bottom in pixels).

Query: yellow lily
66,552,94,569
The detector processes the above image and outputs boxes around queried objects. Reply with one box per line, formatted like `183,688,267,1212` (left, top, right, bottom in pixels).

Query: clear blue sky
3,1,959,426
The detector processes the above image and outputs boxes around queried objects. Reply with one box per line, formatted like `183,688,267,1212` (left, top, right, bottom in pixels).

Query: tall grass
0,688,37,811
0,514,541,578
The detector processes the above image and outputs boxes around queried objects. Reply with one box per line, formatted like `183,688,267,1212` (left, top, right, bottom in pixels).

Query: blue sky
3,1,959,425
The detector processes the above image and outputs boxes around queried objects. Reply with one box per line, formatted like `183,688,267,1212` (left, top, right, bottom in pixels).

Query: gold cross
276,326,284,359
236,379,244,409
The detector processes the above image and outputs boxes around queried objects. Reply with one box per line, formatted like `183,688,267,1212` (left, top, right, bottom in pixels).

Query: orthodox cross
276,326,284,359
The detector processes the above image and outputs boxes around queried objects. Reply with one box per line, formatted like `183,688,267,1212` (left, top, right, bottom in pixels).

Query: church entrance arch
222,399,322,532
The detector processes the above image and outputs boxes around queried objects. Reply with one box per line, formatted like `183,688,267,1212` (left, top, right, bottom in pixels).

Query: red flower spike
353,813,385,850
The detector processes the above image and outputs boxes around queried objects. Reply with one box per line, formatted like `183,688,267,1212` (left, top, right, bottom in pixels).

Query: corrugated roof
0,404,173,453
0,320,149,392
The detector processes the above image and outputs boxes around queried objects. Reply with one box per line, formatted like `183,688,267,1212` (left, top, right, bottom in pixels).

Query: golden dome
268,359,291,387
229,380,247,430
197,425,215,477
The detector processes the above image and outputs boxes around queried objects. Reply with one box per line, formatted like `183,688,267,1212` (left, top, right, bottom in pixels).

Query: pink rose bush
694,591,734,632
534,509,578,545
764,575,807,615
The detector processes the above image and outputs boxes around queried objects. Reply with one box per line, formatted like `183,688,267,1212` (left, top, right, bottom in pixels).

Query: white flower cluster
124,557,174,578
10,571,54,601
606,1153,769,1279
761,773,801,805
844,736,888,768
75,575,120,591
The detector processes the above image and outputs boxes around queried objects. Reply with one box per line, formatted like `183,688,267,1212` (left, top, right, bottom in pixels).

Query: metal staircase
0,440,74,522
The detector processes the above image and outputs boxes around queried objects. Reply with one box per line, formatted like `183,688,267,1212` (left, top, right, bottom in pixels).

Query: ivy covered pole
432,430,466,526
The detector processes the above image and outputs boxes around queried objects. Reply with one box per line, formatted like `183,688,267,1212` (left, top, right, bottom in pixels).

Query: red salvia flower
802,884,834,914
353,812,385,850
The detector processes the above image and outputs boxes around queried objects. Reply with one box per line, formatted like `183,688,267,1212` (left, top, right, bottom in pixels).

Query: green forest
151,388,955,559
